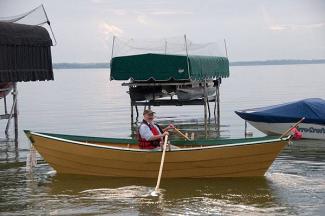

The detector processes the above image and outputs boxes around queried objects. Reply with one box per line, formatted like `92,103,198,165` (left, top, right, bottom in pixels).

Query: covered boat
235,98,325,140
176,80,216,101
25,131,290,178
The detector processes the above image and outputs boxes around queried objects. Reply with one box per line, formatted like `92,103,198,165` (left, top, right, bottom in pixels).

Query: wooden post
13,82,18,145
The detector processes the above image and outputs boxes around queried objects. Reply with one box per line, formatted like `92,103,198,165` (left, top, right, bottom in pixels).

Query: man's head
143,109,155,123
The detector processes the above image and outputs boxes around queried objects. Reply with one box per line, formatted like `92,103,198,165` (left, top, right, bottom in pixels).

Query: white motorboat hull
248,121,325,140
176,86,215,101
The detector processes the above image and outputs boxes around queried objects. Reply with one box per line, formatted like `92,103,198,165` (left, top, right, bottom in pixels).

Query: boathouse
0,21,54,142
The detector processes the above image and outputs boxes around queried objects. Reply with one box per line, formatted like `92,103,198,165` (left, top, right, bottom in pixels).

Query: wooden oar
151,134,169,196
173,127,191,141
279,117,305,139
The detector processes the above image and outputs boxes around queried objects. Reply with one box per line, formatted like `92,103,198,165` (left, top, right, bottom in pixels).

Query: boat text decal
298,126,325,134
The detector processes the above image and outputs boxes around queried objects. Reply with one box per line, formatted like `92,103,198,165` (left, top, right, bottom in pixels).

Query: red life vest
137,121,162,149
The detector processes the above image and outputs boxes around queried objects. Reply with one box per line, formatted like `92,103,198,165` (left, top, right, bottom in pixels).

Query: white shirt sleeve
139,124,153,141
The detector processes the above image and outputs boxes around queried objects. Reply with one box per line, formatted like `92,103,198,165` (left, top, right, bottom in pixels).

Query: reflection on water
1,65,325,215
2,170,278,215
0,139,19,164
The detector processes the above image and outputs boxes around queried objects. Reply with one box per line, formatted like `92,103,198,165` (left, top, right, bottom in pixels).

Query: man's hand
162,131,169,137
169,124,175,129
165,124,175,131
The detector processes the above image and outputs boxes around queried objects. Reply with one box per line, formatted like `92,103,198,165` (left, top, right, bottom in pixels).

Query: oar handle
279,117,305,139
174,127,191,141
154,134,169,193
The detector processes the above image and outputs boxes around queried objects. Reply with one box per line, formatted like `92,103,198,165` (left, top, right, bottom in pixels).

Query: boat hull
248,121,325,140
27,132,288,178
235,98,325,140
176,86,215,101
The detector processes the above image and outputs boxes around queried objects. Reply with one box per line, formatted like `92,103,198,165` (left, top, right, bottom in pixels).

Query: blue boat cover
235,98,325,125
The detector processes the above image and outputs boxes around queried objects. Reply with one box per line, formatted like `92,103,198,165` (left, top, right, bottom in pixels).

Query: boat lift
123,78,222,138
0,21,54,145
110,35,229,138
0,83,18,142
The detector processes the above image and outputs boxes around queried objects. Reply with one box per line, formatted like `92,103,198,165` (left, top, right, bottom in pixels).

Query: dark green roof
110,53,229,81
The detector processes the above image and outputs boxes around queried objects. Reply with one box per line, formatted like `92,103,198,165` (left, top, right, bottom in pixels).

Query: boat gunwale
29,131,289,153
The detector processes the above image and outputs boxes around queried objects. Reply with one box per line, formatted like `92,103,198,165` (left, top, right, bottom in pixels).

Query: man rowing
137,109,174,149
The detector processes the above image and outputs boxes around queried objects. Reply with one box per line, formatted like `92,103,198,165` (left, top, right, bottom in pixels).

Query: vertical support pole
203,80,208,139
111,35,116,59
203,99,208,139
135,104,139,122
131,99,134,125
184,35,191,79
245,120,247,138
224,39,229,58
42,4,57,46
216,80,221,136
207,94,211,122
4,95,8,114
109,35,116,80
13,82,18,145
214,82,218,132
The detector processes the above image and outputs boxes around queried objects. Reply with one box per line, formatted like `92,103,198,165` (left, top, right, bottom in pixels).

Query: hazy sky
1,0,324,63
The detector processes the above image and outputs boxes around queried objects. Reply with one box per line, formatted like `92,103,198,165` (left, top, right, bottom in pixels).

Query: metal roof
0,22,54,82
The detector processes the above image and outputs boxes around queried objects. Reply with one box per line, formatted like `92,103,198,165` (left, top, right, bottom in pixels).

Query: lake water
1,64,325,215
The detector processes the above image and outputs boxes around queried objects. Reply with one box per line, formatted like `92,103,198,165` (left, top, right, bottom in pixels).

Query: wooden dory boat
25,131,290,178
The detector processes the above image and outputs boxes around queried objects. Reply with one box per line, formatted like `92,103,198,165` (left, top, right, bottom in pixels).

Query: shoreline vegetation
53,59,325,69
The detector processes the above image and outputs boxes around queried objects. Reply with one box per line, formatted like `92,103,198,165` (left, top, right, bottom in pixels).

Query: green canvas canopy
110,53,229,81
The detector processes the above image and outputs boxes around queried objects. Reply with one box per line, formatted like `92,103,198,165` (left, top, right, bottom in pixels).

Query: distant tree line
53,59,325,69
53,63,109,69
230,59,325,66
